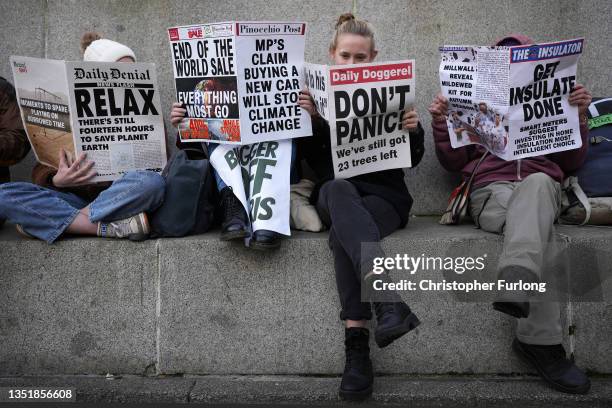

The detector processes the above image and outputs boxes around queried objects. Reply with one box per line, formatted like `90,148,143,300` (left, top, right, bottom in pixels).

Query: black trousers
316,179,401,321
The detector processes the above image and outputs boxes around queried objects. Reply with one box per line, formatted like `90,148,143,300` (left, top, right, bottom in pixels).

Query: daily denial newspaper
305,60,415,179
439,38,584,160
168,21,312,144
10,56,167,182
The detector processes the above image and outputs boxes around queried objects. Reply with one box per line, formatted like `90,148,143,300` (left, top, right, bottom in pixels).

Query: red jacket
433,34,589,187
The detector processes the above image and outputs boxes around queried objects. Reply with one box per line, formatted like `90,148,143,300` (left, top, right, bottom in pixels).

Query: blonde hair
330,13,375,52
80,31,102,54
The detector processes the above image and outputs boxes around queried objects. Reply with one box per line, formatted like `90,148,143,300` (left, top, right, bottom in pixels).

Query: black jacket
297,116,425,227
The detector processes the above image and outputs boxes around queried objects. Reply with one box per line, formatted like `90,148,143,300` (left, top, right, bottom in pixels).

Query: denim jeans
0,170,165,243
206,140,299,191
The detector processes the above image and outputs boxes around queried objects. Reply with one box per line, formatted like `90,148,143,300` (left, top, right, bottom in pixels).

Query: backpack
440,152,489,225
560,97,612,225
150,148,217,237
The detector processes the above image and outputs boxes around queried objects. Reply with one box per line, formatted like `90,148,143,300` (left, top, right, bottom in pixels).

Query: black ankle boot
493,301,530,318
513,338,591,394
339,327,373,401
373,301,420,348
219,187,249,241
250,229,282,250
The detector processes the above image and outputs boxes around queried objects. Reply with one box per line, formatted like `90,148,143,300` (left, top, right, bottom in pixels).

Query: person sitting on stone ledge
0,32,165,243
0,76,31,228
297,13,425,401
430,34,592,395
169,94,299,251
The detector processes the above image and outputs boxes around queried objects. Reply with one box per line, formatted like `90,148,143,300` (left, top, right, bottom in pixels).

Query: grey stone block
1,218,611,376
0,0,46,80
156,218,584,375
573,302,612,374
157,232,344,374
0,229,158,375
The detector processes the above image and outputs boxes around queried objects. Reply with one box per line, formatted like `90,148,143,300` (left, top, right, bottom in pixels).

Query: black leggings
316,179,401,321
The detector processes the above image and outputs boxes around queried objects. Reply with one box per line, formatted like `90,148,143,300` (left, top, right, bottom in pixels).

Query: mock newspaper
439,38,584,160
168,21,311,145
9,57,72,170
305,60,415,179
303,63,329,121
10,56,167,182
209,140,291,236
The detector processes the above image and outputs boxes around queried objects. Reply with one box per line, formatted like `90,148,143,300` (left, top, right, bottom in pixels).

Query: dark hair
80,32,102,54
330,13,375,52
497,37,521,47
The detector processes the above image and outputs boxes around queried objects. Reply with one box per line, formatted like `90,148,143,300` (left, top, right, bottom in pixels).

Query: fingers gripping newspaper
439,38,584,160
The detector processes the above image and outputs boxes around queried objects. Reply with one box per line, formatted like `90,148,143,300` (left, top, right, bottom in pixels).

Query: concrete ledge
0,218,611,376
0,375,611,406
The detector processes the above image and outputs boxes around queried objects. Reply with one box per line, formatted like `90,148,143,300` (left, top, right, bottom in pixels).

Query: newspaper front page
10,56,167,182
439,38,584,160
305,60,415,178
168,21,312,145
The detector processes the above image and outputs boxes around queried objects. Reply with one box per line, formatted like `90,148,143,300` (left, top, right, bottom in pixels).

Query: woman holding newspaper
0,33,165,242
297,14,425,401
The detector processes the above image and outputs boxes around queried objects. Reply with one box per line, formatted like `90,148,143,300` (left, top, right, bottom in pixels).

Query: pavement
1,375,611,406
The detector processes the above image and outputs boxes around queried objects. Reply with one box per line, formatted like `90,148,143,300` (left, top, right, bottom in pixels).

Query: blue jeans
0,170,165,243
206,140,299,191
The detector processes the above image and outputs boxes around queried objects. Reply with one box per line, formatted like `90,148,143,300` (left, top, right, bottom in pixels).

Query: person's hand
298,88,318,117
51,149,96,188
568,84,592,116
401,108,419,131
428,93,449,122
170,102,187,127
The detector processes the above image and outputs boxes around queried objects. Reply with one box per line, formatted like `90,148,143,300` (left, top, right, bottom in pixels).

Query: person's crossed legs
469,172,590,394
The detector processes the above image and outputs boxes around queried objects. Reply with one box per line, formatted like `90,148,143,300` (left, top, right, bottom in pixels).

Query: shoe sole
493,302,529,319
219,229,249,241
513,340,591,394
249,240,282,251
339,384,373,401
375,312,421,348
128,213,150,242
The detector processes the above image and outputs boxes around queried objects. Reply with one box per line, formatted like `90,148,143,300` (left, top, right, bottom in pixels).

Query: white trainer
97,212,150,241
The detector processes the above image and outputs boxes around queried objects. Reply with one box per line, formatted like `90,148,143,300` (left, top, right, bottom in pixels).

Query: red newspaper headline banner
330,62,413,86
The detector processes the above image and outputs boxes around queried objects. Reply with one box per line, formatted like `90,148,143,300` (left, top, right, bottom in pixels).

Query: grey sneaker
97,212,150,241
